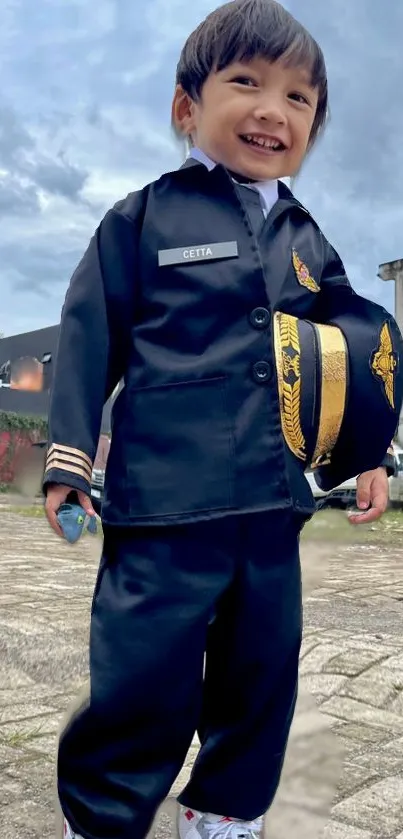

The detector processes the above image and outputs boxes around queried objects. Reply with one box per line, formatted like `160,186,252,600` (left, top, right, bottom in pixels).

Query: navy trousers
59,511,303,839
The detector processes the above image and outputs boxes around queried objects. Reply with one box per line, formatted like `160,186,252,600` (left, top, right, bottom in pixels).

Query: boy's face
175,57,319,181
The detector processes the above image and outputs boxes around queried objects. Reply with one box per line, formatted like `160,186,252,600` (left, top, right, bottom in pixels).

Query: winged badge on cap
371,322,397,409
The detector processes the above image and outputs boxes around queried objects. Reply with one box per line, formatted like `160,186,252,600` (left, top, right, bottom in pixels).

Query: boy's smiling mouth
239,133,287,152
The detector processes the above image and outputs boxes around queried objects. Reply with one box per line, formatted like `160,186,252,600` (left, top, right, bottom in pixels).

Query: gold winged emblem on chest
371,322,397,409
292,248,320,293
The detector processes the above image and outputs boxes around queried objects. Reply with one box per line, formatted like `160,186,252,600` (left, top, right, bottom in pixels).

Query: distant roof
2,323,59,340
0,325,59,366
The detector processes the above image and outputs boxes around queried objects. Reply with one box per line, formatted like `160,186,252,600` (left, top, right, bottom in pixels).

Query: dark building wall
0,325,112,432
0,325,59,365
0,325,58,418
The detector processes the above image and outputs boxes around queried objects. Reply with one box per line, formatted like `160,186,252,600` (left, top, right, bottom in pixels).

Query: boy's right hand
45,483,96,538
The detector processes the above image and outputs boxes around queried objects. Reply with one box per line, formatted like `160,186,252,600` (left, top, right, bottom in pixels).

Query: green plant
0,411,47,435
0,412,48,484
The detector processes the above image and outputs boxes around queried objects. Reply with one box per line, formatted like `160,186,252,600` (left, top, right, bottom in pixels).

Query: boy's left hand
348,467,389,525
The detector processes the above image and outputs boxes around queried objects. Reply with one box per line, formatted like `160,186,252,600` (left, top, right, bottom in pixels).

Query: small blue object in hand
56,503,98,543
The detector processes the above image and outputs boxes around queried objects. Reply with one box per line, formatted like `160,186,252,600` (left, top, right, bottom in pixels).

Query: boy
44,1,394,837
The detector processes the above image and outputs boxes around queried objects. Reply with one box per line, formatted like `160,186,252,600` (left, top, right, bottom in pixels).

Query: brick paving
0,508,403,838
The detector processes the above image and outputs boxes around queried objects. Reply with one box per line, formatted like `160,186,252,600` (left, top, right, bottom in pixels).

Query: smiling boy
43,2,394,838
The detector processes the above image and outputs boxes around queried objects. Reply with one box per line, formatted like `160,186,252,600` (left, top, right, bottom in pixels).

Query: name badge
158,241,238,267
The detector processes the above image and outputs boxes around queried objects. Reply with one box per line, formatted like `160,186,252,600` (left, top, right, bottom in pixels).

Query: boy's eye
289,92,311,105
230,76,257,87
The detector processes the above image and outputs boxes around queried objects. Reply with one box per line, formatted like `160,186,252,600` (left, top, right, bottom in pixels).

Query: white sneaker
64,817,84,839
178,806,263,839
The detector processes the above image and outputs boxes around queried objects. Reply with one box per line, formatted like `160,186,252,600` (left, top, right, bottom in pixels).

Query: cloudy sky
1,0,402,336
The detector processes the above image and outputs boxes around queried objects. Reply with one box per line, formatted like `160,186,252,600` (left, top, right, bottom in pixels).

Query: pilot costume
42,149,403,839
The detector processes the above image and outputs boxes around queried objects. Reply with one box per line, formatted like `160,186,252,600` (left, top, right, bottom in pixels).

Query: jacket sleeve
42,200,142,496
315,236,355,320
316,236,395,476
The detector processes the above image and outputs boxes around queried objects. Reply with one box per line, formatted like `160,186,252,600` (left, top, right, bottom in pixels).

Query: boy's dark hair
174,0,328,147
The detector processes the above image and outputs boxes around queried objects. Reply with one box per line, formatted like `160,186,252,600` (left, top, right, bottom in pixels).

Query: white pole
378,259,403,446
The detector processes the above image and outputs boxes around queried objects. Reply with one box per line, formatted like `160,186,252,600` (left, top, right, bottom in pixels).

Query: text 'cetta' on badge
158,241,239,267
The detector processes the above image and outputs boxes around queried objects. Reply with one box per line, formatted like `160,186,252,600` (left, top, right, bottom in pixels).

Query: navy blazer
42,159,392,524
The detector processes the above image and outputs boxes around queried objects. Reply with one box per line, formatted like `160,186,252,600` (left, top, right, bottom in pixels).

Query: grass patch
5,504,45,517
303,507,403,544
1,723,47,747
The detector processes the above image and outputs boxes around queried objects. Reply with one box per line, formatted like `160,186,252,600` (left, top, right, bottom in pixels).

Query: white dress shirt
187,146,279,218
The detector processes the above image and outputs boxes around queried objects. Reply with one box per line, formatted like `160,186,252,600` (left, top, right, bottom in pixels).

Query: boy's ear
171,85,196,138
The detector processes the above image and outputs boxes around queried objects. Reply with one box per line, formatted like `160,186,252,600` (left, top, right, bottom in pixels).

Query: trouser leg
58,520,234,839
181,511,303,819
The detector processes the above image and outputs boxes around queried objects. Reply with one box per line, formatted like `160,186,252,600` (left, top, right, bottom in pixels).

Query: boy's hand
45,483,95,537
348,467,389,525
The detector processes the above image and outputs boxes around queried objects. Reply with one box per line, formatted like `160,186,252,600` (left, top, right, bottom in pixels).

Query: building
0,325,112,432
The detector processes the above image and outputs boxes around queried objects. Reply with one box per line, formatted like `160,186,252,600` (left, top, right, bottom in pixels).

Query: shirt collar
188,146,279,216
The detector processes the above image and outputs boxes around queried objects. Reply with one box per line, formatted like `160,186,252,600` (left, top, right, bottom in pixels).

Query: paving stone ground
0,506,403,838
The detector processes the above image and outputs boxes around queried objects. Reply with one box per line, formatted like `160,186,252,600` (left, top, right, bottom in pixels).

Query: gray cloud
0,105,34,165
0,101,89,207
0,240,83,291
0,176,40,216
0,0,402,334
29,157,88,201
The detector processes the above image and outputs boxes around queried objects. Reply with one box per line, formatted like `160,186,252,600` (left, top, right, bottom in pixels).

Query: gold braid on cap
274,312,306,461
311,323,347,463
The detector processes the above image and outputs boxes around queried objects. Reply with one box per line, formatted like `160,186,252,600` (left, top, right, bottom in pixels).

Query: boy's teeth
243,134,282,149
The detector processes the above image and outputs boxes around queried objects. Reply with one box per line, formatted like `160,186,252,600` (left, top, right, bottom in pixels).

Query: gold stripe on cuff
47,443,92,469
45,444,93,483
312,324,348,462
46,453,92,479
45,457,92,483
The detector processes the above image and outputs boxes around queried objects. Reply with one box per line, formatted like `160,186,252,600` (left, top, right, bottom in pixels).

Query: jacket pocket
108,376,234,519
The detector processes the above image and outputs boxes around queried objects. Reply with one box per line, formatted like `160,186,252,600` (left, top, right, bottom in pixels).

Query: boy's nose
253,100,287,125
